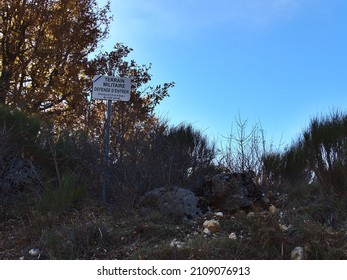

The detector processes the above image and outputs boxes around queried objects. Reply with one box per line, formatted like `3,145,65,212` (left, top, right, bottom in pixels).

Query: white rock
247,212,255,218
279,211,284,219
279,224,288,231
228,233,237,240
291,247,305,260
269,205,278,214
29,248,40,257
170,239,184,249
215,212,224,217
279,224,292,232
203,228,211,235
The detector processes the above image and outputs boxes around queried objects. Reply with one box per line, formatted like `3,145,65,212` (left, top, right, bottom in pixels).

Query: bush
42,220,112,259
262,110,347,195
37,172,86,216
54,129,103,193
302,110,347,194
108,122,217,206
0,106,41,152
160,123,216,190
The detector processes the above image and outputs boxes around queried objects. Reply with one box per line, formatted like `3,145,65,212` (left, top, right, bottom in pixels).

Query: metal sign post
92,75,131,203
102,99,112,203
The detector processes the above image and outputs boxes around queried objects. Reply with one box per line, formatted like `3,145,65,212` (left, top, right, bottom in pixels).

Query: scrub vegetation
1,106,347,260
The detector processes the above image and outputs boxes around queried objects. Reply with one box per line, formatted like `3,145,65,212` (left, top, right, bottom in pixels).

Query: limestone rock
228,232,237,240
279,224,292,232
269,205,278,214
214,211,224,217
170,239,184,249
138,186,203,219
203,172,262,212
203,219,220,233
291,247,305,260
28,248,40,257
247,211,255,218
0,156,37,205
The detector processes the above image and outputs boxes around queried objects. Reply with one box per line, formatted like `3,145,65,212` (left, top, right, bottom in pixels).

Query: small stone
279,224,292,232
203,219,220,233
203,228,211,235
291,246,305,260
269,205,278,214
279,211,284,219
170,239,184,249
279,224,288,231
19,256,25,260
247,211,255,218
215,212,224,217
29,248,40,257
228,233,237,240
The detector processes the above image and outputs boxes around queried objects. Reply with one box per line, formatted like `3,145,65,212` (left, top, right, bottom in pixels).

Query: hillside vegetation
1,107,347,259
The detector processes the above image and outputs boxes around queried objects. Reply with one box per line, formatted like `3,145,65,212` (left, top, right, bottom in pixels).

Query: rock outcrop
0,156,37,205
138,186,203,219
202,172,263,212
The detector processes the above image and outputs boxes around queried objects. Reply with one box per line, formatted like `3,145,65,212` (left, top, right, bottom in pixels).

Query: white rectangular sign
92,75,131,101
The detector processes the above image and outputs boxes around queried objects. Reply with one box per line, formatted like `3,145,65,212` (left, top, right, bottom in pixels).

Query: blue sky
97,0,347,149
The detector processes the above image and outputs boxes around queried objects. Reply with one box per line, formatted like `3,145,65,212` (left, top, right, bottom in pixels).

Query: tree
219,115,267,177
0,0,111,126
87,43,175,164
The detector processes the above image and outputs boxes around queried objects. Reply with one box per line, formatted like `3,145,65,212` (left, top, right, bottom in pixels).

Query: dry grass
1,190,347,260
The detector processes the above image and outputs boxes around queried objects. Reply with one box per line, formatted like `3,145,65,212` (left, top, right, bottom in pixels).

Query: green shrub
262,152,282,187
265,110,347,195
37,172,86,215
0,106,41,150
302,110,347,194
42,221,112,259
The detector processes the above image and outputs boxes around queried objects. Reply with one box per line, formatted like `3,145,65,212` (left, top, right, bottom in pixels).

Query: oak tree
0,0,111,126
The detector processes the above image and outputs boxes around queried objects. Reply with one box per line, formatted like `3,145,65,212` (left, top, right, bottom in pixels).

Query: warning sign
92,75,131,101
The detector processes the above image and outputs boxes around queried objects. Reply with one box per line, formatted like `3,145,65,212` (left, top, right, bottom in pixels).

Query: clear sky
97,0,347,149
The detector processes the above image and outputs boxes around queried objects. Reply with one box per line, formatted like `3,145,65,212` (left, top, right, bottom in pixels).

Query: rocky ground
1,192,347,260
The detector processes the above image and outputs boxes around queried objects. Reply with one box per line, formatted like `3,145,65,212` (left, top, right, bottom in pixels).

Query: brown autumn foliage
0,0,111,123
0,0,174,152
